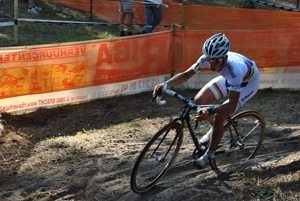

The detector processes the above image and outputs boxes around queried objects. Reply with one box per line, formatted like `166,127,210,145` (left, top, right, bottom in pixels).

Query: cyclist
153,33,260,168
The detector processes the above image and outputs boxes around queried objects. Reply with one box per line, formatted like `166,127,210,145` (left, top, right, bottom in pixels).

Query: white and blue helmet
202,33,230,59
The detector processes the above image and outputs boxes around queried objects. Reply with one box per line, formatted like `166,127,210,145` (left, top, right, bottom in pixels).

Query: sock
206,149,215,158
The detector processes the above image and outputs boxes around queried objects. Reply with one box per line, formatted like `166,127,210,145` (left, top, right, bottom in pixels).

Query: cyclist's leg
206,77,230,150
210,80,259,150
194,76,229,168
211,79,260,150
194,76,228,102
194,76,229,122
195,76,228,145
194,80,217,144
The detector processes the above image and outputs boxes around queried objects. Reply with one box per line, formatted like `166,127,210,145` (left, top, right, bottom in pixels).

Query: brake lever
150,87,166,105
150,96,155,104
193,121,198,131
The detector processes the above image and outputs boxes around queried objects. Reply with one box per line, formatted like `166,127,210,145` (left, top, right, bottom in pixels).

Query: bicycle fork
150,124,183,162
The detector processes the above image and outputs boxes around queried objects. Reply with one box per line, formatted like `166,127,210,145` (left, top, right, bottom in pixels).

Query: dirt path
1,0,300,200
0,89,300,201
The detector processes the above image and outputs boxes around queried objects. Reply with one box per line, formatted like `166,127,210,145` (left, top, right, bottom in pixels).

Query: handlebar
150,87,220,113
155,96,167,105
150,87,220,131
151,87,200,111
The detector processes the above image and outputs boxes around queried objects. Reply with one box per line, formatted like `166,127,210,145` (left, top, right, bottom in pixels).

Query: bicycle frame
171,104,242,158
154,88,242,158
154,89,217,157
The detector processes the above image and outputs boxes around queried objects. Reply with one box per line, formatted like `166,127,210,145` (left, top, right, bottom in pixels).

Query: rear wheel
217,110,266,162
130,122,183,194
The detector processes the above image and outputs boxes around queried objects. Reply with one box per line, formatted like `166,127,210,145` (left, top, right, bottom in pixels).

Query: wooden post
182,3,187,30
14,0,18,45
170,24,176,80
90,0,93,22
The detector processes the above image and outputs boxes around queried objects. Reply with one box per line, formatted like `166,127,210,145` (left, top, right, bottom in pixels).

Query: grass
259,186,280,197
0,1,119,47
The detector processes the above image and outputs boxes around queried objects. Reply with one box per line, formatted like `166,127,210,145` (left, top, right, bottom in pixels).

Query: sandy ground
0,88,300,201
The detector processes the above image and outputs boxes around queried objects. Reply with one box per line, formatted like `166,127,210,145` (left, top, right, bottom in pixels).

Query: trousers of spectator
144,4,162,33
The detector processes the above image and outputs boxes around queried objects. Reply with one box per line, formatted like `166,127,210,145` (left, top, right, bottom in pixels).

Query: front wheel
218,110,266,162
130,122,183,194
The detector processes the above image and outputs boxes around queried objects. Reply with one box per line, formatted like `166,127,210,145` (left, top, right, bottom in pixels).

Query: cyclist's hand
153,82,168,97
195,107,215,121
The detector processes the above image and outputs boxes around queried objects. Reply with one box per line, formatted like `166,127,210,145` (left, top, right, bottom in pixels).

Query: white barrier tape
17,18,172,28
0,21,14,27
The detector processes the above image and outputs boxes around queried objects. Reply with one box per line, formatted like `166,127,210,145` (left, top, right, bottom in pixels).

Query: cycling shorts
206,75,260,108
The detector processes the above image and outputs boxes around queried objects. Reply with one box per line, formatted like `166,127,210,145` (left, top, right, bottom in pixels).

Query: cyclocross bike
130,88,266,194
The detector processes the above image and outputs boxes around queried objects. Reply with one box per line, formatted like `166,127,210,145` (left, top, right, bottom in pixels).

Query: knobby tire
130,122,183,194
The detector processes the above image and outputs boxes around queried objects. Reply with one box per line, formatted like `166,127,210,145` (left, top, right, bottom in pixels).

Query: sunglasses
206,57,223,64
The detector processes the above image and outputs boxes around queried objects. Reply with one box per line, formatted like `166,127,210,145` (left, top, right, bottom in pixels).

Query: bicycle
130,88,266,194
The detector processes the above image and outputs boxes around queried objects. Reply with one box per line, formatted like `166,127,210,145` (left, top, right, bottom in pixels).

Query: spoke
241,122,260,141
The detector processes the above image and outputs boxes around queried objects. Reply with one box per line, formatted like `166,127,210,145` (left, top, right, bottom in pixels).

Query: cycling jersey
192,51,260,93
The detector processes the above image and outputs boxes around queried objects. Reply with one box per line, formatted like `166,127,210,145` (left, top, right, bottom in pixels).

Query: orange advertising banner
0,32,171,99
184,5,300,30
175,29,300,72
1,29,299,99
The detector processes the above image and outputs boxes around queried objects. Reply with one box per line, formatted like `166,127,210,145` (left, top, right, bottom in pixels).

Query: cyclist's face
206,56,226,71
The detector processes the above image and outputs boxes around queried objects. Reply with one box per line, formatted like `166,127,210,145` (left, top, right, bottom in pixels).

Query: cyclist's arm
166,65,197,88
165,55,208,88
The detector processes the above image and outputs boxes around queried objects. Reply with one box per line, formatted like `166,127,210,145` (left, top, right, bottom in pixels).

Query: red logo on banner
93,34,170,85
